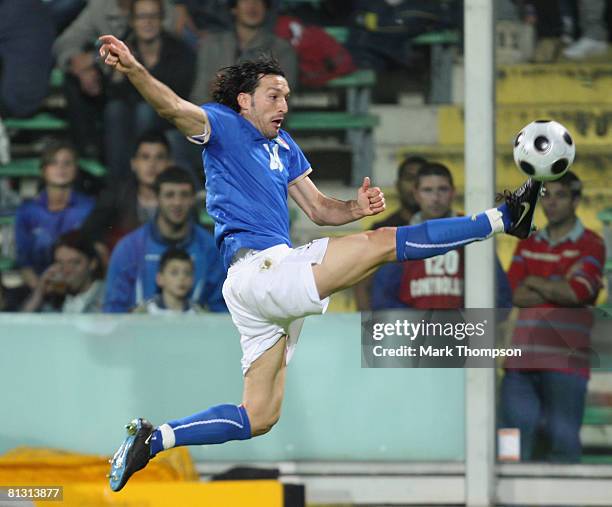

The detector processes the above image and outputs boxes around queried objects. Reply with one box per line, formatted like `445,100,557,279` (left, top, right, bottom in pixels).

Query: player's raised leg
313,178,542,299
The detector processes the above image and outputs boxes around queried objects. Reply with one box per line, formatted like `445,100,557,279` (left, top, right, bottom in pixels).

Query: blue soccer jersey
199,103,311,269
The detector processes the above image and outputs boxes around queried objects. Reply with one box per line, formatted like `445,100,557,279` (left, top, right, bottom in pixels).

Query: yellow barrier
0,448,288,507
497,63,612,105
0,446,196,483
27,481,284,507
439,104,612,147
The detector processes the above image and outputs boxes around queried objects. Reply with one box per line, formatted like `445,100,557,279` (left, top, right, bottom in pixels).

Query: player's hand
357,176,385,217
98,34,140,74
39,264,64,295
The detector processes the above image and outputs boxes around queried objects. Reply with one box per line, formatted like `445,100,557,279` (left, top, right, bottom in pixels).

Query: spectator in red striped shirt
501,170,606,462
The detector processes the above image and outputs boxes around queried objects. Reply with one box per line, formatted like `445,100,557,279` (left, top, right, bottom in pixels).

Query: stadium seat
412,30,460,104
3,112,67,131
0,213,15,272
0,157,106,178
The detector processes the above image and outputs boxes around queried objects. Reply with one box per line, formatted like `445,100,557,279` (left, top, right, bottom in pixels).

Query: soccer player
99,34,543,491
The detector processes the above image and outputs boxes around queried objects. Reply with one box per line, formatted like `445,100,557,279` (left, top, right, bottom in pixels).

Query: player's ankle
490,206,510,234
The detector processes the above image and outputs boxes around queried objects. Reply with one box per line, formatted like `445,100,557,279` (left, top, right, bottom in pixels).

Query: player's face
55,246,94,294
43,148,78,188
414,175,454,220
240,74,290,139
131,142,170,186
541,181,578,226
157,182,195,226
157,259,194,299
233,0,267,28
131,0,163,43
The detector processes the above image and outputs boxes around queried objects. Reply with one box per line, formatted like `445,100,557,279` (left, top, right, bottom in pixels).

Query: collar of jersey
238,113,289,149
537,217,584,246
149,216,196,248
37,189,78,209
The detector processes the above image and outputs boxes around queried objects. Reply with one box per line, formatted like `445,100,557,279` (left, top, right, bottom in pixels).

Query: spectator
563,0,608,59
372,156,425,229
372,162,511,309
174,0,234,45
21,231,105,313
15,140,94,291
174,0,280,47
132,247,204,313
279,0,353,26
0,0,55,118
52,0,175,159
501,171,606,462
346,0,461,71
104,0,196,179
81,131,172,262
45,0,87,33
104,166,226,312
515,0,580,62
190,0,297,104
353,155,426,311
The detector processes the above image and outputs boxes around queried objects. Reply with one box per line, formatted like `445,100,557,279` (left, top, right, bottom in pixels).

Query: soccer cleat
108,418,154,492
500,178,543,239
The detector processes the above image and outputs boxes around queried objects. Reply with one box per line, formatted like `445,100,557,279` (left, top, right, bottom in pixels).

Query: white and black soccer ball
513,120,576,181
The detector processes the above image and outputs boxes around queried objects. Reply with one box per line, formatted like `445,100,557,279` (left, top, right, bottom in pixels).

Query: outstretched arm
98,34,210,138
289,176,385,226
522,276,580,306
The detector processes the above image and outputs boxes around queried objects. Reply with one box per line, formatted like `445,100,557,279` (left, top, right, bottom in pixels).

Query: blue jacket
15,190,95,274
103,219,227,313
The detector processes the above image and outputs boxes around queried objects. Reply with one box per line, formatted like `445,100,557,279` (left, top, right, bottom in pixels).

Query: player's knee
250,410,281,437
244,403,281,437
363,227,397,261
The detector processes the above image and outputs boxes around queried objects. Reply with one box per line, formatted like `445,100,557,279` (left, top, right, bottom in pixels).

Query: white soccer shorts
222,238,330,375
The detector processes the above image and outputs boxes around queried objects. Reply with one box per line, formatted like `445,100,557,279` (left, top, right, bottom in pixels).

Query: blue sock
396,209,504,261
149,404,251,456
497,203,512,232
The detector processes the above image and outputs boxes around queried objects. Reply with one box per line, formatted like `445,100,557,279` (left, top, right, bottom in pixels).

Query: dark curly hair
211,55,286,112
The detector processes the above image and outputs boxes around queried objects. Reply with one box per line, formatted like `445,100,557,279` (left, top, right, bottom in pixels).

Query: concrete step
438,104,612,147
371,104,438,145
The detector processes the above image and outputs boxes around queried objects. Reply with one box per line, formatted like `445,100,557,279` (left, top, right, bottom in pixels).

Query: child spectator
133,247,204,313
15,140,94,291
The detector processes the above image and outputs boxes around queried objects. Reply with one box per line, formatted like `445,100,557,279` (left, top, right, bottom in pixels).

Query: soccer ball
513,120,576,181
